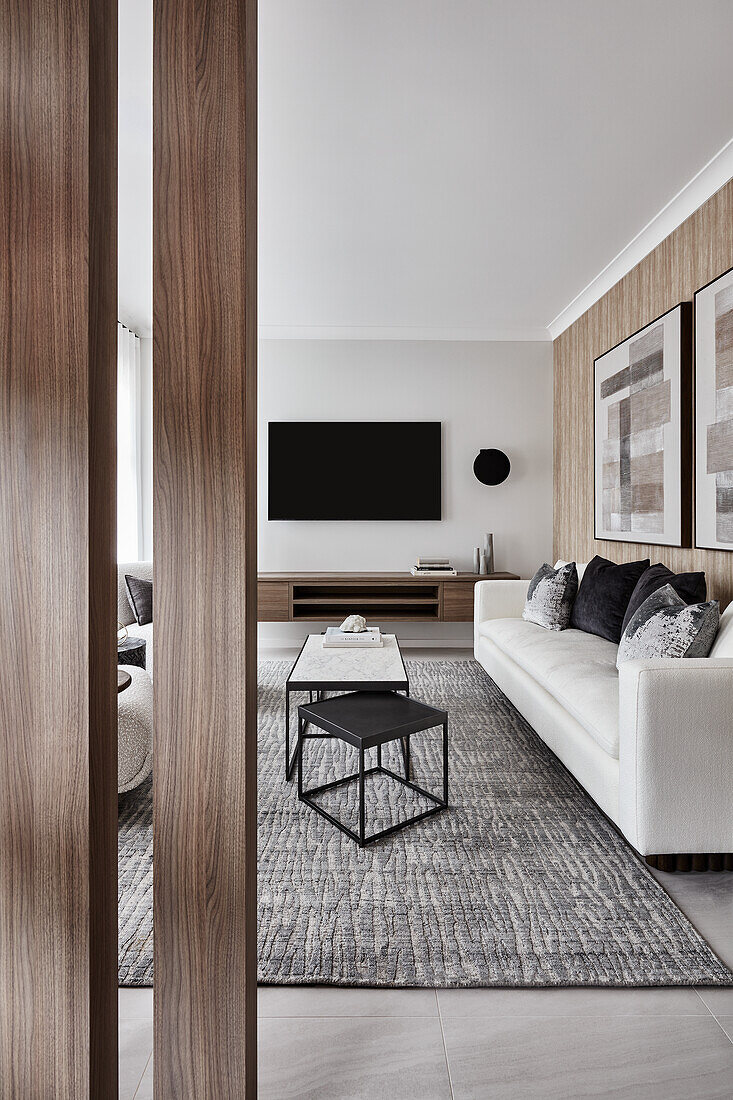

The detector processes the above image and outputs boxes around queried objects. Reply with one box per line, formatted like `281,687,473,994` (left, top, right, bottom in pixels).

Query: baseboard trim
645,853,733,873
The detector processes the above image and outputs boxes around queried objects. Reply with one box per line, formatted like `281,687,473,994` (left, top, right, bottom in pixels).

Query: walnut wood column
0,1,118,1096
153,0,257,1095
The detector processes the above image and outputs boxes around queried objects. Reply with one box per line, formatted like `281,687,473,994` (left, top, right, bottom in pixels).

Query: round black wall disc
473,448,510,485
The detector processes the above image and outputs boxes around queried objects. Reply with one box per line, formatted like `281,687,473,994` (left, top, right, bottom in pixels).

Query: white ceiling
258,0,733,339
118,1,733,340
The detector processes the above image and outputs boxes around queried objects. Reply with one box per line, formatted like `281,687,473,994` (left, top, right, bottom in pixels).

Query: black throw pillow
125,575,153,626
621,564,707,634
570,555,649,643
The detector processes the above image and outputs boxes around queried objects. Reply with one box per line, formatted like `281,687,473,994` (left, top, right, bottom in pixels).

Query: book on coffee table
322,626,383,648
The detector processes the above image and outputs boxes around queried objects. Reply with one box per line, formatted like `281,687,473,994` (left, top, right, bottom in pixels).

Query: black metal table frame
297,710,449,848
284,635,410,781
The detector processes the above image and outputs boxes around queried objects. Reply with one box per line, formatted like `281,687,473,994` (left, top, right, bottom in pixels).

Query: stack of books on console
410,557,457,577
322,626,383,648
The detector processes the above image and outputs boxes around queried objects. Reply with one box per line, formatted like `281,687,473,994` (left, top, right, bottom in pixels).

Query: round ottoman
118,664,153,794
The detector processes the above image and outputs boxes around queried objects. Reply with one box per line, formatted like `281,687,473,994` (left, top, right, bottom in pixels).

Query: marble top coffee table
283,634,409,780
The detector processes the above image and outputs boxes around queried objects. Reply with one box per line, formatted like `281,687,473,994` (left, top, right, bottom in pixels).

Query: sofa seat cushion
479,618,620,758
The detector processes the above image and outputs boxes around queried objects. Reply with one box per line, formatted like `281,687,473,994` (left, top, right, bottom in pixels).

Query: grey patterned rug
118,658,732,987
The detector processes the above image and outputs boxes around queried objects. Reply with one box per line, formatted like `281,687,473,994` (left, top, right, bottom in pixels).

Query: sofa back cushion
125,574,153,626
621,564,706,633
523,562,578,630
570,554,650,643
710,601,733,658
617,584,720,667
118,560,153,626
555,559,587,583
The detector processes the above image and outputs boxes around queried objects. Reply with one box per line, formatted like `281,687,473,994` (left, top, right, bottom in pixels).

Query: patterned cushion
522,562,578,631
617,584,720,668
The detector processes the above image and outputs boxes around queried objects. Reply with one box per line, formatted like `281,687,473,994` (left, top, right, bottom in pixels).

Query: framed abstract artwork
695,265,733,551
593,303,692,546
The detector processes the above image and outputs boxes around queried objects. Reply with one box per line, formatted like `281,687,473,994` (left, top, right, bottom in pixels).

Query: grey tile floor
119,647,733,1098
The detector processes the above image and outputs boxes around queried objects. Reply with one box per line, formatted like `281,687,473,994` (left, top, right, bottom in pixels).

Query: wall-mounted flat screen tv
268,421,442,520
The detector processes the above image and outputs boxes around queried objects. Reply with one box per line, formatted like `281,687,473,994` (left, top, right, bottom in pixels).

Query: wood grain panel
442,581,479,622
153,0,257,1095
0,0,118,1095
258,580,290,621
554,179,733,607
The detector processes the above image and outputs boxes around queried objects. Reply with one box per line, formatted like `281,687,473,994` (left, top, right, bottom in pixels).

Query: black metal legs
286,687,410,782
359,746,365,846
296,715,300,795
285,688,298,781
285,688,328,780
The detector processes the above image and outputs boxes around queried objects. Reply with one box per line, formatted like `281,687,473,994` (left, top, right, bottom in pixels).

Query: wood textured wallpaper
553,178,733,607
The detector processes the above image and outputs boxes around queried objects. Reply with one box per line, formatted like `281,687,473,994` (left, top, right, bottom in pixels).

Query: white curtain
117,324,144,560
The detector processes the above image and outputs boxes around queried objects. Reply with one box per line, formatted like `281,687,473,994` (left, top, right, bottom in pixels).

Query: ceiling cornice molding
258,324,551,342
547,136,733,341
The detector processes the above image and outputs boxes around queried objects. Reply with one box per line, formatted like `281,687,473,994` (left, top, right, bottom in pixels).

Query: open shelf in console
291,581,441,622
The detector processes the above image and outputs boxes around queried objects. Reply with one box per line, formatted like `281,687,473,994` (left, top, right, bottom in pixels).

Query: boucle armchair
118,664,153,794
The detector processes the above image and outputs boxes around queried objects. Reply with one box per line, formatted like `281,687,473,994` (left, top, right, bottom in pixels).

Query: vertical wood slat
153,0,257,1095
553,179,733,607
0,1,118,1096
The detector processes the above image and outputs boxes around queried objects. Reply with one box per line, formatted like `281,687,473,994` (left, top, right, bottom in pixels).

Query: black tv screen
268,422,441,520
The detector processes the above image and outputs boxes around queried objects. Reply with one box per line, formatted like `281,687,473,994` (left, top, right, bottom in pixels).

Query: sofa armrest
618,657,733,855
474,579,529,653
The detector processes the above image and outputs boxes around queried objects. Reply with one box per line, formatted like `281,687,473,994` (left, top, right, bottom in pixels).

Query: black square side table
297,691,448,847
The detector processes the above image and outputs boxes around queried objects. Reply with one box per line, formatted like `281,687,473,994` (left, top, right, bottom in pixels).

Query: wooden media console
257,571,520,624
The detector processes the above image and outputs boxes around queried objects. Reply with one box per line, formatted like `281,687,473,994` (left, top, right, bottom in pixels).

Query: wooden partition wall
153,0,258,1095
554,178,733,607
0,1,118,1095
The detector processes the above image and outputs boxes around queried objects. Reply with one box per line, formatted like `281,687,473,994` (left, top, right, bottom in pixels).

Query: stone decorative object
479,552,488,575
473,547,481,573
484,532,495,573
340,614,367,633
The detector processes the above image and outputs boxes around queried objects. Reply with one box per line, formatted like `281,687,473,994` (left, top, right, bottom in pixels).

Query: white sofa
118,561,153,676
474,564,733,857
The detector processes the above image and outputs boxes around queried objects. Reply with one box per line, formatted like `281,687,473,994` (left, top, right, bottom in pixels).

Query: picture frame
694,264,733,551
593,302,692,547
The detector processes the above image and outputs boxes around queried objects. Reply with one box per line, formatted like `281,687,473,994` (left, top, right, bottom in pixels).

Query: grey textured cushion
522,562,578,631
118,561,152,626
617,584,720,668
126,574,153,625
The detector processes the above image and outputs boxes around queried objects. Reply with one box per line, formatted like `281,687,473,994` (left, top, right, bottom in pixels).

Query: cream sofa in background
474,563,733,857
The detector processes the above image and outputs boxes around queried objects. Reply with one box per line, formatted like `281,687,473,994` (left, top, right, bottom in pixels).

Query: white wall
258,339,552,646
139,336,154,560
